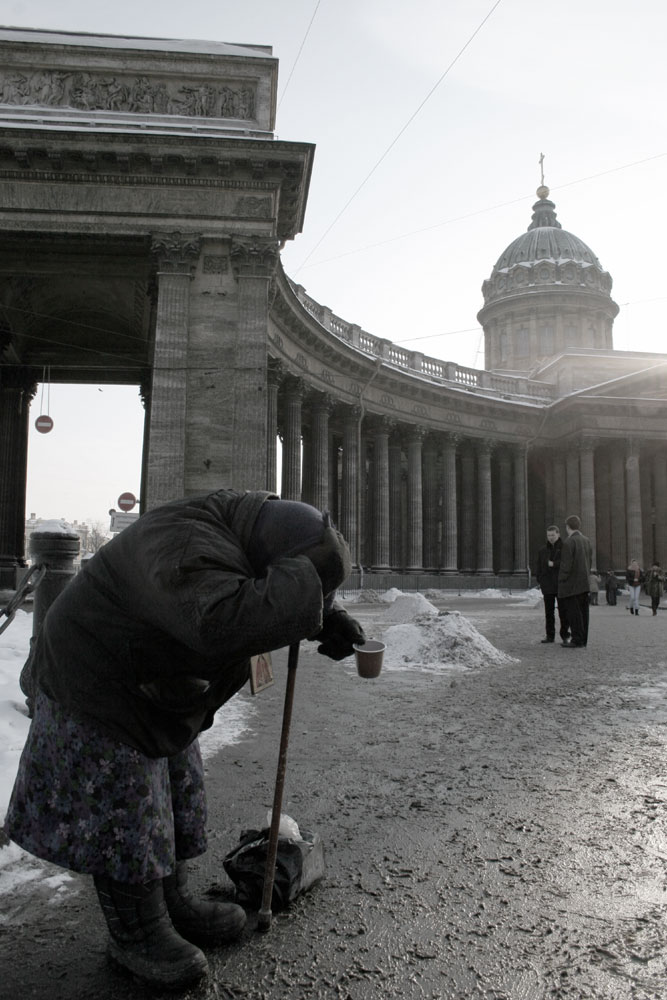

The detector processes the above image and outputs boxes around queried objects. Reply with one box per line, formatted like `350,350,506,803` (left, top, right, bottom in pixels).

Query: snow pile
381,592,439,622
382,611,518,673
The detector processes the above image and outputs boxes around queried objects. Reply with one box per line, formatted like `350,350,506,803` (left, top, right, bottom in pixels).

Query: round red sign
35,415,54,434
117,492,137,512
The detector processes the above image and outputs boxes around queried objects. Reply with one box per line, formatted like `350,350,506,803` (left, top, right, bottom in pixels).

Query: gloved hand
300,515,352,597
311,607,366,660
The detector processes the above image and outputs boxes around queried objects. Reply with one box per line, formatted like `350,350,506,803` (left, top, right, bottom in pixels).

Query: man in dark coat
535,525,570,644
6,490,365,989
558,514,593,648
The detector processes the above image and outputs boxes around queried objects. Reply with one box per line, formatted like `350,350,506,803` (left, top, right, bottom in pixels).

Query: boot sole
107,940,208,989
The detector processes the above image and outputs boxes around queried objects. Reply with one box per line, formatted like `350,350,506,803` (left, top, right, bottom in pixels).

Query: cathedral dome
477,186,618,373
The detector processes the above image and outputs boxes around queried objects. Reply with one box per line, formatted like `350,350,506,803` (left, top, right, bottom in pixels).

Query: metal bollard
29,530,80,636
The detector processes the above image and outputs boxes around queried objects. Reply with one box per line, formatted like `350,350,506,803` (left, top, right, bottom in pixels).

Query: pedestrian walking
535,525,570,643
605,570,619,606
625,559,645,615
645,563,664,616
5,490,365,989
558,515,592,648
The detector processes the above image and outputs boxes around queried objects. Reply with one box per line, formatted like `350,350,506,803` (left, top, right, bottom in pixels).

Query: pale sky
6,0,667,524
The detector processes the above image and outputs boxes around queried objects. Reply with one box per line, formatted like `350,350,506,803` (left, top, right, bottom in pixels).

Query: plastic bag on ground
223,826,325,911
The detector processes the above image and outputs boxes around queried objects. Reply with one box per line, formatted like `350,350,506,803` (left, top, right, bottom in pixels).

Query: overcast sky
6,0,667,525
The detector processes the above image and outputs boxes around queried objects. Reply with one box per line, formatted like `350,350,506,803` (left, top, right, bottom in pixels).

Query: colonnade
270,370,528,578
530,439,667,575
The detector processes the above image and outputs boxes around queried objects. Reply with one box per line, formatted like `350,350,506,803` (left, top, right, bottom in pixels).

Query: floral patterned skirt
4,690,207,883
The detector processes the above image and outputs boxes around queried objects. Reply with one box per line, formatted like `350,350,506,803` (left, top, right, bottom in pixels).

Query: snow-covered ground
0,588,526,900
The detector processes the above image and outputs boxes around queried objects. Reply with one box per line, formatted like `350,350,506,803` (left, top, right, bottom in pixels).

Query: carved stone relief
0,69,257,120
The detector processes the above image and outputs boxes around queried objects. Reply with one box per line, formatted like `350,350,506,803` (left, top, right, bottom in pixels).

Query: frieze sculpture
0,69,256,120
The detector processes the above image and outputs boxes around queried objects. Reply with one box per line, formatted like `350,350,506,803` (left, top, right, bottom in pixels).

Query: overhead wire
293,0,505,274
297,149,667,271
277,0,323,110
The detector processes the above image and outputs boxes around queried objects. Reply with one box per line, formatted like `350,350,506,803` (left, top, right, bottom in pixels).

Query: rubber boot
163,861,246,947
93,875,208,988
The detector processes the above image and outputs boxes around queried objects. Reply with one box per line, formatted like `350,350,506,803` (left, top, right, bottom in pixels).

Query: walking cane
257,640,300,932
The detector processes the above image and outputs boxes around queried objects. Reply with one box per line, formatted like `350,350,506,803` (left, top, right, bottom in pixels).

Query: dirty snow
382,611,518,672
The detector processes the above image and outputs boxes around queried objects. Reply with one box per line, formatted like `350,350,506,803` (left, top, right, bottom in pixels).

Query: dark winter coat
32,490,325,758
557,529,592,599
645,570,664,599
625,567,646,588
536,538,563,596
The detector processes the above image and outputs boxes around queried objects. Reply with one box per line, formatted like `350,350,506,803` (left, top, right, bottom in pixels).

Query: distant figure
588,572,600,606
535,525,569,644
645,563,664,616
604,570,619,606
558,515,592,648
625,559,645,615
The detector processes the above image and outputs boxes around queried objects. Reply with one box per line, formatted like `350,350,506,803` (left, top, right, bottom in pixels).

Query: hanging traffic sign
35,415,54,434
117,492,137,512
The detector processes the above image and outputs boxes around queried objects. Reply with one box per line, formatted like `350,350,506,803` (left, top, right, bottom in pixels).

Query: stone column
543,452,554,524
0,368,37,588
388,431,404,570
301,426,313,506
625,438,643,563
497,446,513,575
281,377,304,501
595,450,611,571
460,441,476,573
441,434,459,574
513,445,528,575
422,435,439,572
610,448,627,568
653,450,667,564
230,236,280,490
370,417,392,571
476,440,494,574
579,437,597,571
341,406,360,567
309,393,333,513
266,360,283,494
566,447,580,516
145,232,201,509
552,451,567,529
640,456,653,567
405,426,425,572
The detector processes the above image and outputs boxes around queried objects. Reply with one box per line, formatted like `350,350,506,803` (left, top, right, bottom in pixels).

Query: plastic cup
353,640,385,678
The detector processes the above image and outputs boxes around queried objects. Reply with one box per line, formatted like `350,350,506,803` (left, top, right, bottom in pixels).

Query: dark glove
312,608,366,661
301,515,352,596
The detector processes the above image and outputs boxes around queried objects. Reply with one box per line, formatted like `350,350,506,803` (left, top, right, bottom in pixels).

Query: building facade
1,29,666,591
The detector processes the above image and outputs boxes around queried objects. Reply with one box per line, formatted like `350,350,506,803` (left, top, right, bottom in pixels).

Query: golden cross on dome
539,152,545,187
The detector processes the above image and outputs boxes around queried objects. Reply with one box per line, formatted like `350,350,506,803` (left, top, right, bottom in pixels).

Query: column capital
230,235,280,278
476,437,495,456
151,230,202,272
0,365,38,396
577,434,599,452
307,390,336,415
283,374,307,400
267,357,286,389
367,414,395,437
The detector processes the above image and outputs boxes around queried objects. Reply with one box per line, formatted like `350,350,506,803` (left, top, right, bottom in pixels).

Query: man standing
536,525,569,644
558,514,593,648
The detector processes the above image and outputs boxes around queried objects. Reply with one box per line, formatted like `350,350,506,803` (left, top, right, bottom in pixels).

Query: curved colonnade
267,266,550,589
